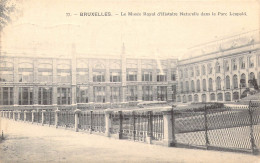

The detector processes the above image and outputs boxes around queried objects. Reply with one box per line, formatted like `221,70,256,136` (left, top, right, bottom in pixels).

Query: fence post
17,111,21,121
249,101,259,155
146,111,153,144
42,110,46,126
13,111,16,121
55,108,60,128
132,111,136,141
171,106,176,146
204,104,210,149
24,111,27,122
32,110,36,124
118,111,123,139
8,111,11,119
104,108,113,137
90,110,93,134
162,107,174,147
74,109,81,132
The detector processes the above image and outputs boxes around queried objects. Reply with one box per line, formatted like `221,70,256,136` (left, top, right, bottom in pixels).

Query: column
71,56,77,105
32,110,35,124
24,111,27,122
41,110,46,125
13,58,19,105
52,59,57,105
162,107,175,147
33,59,38,105
106,86,111,103
55,108,60,128
74,109,81,132
104,109,113,137
137,85,142,101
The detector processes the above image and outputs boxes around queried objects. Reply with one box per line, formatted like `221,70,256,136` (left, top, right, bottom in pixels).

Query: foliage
0,0,16,31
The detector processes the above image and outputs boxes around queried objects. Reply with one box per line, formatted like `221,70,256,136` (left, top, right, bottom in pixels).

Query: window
127,86,137,101
77,86,88,103
38,64,52,83
93,86,106,103
194,94,199,102
202,94,206,102
196,80,200,92
157,72,167,82
202,65,206,75
157,86,167,101
57,87,71,105
172,85,176,102
177,95,181,102
184,68,188,78
191,80,195,92
76,69,88,83
111,87,121,103
190,67,194,77
203,79,206,91
127,71,137,81
0,61,13,82
240,74,246,87
93,71,105,82
142,71,152,81
179,69,183,79
57,64,71,83
185,81,189,92
19,63,34,82
249,72,256,88
225,92,231,101
216,77,221,90
226,76,230,89
207,63,212,74
19,87,33,105
195,66,200,76
180,82,183,93
216,62,220,73
38,87,52,105
224,60,229,71
240,57,245,69
208,78,213,91
142,86,153,101
248,56,254,68
232,59,237,70
171,72,176,81
233,92,239,100
233,75,238,89
182,95,187,103
210,93,215,101
217,93,223,101
110,72,121,82
0,87,13,105
188,95,192,102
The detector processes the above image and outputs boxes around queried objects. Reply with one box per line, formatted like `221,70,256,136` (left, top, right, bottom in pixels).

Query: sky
1,0,259,59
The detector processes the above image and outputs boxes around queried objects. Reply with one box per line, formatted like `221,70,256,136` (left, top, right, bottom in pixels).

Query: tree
0,0,17,31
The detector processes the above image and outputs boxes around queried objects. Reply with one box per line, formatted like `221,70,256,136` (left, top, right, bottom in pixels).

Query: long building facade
0,30,259,110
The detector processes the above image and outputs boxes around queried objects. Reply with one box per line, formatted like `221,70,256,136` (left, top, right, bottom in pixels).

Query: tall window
127,85,137,101
142,71,152,81
191,80,195,92
19,63,34,82
110,72,121,82
217,93,223,101
57,87,71,105
208,78,213,91
185,81,189,92
240,57,245,69
157,86,167,101
240,74,246,87
210,93,215,101
77,86,88,103
179,69,183,79
216,62,220,73
38,87,52,105
196,80,200,92
111,87,121,103
202,94,206,102
224,60,229,72
195,66,200,76
207,63,212,74
226,76,230,89
225,92,231,101
142,86,153,101
248,56,254,68
19,87,33,105
233,92,239,100
188,95,192,102
171,72,176,81
127,71,137,81
232,59,237,70
190,67,194,77
157,71,167,82
0,87,13,105
202,79,207,91
180,82,183,93
0,61,13,82
77,60,88,83
93,86,106,103
249,72,256,88
93,71,105,82
216,77,221,90
202,65,206,75
184,68,188,78
38,63,52,83
194,94,199,102
233,75,238,89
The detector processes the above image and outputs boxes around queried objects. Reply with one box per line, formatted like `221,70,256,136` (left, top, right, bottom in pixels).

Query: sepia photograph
0,0,259,162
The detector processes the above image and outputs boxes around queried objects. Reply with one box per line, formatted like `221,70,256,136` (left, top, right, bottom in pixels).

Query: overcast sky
1,0,259,59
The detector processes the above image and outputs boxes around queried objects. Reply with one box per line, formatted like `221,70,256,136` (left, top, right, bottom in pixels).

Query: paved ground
0,118,259,163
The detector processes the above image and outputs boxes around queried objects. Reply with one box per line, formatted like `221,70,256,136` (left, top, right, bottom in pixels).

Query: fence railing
1,101,259,155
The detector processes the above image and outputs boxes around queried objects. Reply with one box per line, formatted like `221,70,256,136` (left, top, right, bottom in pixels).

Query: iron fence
58,111,75,128
78,111,105,133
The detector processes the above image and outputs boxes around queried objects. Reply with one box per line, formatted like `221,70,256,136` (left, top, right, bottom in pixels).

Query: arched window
194,94,199,102
183,95,187,103
207,63,212,74
216,62,220,73
188,95,192,102
225,92,231,101
233,92,239,100
191,80,195,92
209,78,213,91
216,77,221,90
185,81,189,92
241,74,246,87
180,82,183,93
249,72,255,88
233,75,238,89
203,79,207,91
210,93,215,101
202,65,206,75
202,94,207,102
196,80,200,92
217,93,223,101
190,67,194,77
177,96,181,102
226,76,230,89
